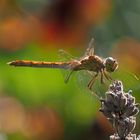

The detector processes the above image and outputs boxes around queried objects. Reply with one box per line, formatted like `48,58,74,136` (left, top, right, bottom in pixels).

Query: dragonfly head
104,57,118,72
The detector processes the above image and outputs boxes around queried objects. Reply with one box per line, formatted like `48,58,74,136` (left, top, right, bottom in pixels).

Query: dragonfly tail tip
7,61,15,66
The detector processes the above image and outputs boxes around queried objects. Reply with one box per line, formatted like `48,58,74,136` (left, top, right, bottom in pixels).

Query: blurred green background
0,0,140,140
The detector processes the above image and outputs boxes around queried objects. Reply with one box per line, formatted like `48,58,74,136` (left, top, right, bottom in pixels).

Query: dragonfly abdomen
8,60,71,69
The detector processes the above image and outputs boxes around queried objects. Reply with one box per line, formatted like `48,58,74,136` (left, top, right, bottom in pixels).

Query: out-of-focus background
0,0,140,140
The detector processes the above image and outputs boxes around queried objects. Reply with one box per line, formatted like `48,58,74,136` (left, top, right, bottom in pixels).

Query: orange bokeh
40,0,111,46
112,38,140,73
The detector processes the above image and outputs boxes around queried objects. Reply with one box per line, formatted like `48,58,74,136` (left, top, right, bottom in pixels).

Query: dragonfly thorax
75,55,104,72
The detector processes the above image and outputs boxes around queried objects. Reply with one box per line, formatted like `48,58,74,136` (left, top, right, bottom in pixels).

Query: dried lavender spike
110,134,136,140
100,80,139,140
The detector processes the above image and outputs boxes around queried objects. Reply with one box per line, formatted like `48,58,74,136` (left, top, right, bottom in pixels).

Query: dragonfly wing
75,70,110,98
58,49,77,83
111,69,140,91
58,49,77,61
84,38,95,56
64,70,74,83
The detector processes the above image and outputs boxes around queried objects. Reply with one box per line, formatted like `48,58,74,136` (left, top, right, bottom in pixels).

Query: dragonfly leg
64,70,74,83
100,70,104,84
103,71,112,80
87,73,98,90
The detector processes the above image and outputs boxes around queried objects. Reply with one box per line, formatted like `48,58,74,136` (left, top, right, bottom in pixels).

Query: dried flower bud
100,80,139,139
116,117,136,139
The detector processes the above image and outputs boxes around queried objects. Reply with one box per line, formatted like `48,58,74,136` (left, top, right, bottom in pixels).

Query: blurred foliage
0,0,140,140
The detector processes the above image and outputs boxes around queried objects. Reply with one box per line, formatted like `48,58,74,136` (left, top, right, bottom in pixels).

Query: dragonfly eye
104,57,118,72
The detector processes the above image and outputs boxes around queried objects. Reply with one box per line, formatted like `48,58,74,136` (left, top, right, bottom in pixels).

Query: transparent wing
58,49,77,83
75,70,110,99
75,68,140,98
111,69,140,92
84,38,95,56
58,49,77,61
79,38,95,61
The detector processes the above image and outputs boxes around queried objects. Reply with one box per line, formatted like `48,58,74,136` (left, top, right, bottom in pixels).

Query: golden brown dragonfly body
8,39,118,89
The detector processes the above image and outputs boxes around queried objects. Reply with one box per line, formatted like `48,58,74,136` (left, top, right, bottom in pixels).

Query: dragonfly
8,38,118,90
